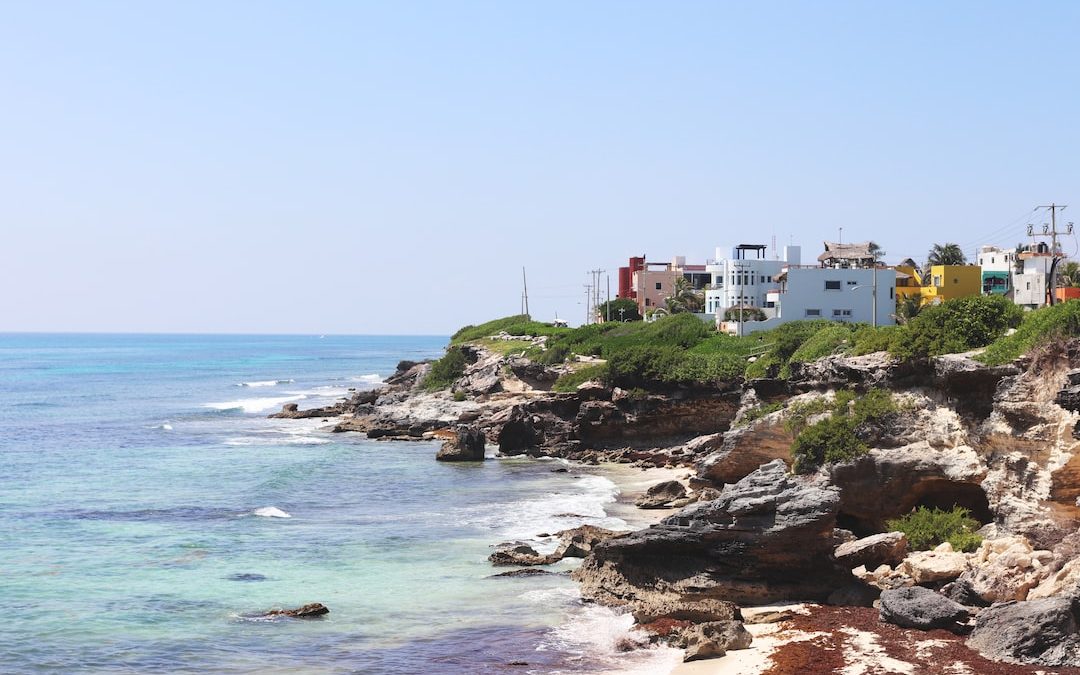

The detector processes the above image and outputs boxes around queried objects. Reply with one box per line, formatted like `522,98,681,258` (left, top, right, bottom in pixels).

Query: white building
976,245,1016,295
704,244,798,317
720,265,896,335
1014,244,1055,309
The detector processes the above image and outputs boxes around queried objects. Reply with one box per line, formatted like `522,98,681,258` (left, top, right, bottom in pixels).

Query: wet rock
834,531,909,570
260,603,329,619
488,544,559,566
634,480,687,509
551,525,622,559
879,586,969,632
435,425,486,462
967,596,1080,666
226,573,267,582
489,568,557,578
674,620,753,662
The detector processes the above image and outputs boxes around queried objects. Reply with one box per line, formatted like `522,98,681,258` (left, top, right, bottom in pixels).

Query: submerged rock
258,603,329,619
879,586,969,632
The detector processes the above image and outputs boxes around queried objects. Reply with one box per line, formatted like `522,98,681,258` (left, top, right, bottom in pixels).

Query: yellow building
893,265,982,306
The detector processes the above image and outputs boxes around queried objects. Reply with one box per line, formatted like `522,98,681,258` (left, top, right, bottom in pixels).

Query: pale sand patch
838,627,916,675
598,463,693,529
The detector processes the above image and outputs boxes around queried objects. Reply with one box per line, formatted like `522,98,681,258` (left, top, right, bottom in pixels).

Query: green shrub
745,321,836,379
792,415,864,473
890,295,1023,360
423,346,468,390
452,391,467,402
789,324,856,364
850,325,899,355
885,506,983,552
978,300,1080,365
551,364,608,392
789,388,898,473
723,306,767,322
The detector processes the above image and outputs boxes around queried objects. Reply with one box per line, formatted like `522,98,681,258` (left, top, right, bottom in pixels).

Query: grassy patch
886,506,983,552
451,315,569,344
978,300,1080,365
472,337,535,355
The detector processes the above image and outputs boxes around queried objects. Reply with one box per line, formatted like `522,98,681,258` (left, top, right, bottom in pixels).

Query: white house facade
704,245,799,317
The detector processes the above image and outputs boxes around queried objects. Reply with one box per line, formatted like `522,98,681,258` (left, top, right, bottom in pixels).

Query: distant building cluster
611,236,1077,335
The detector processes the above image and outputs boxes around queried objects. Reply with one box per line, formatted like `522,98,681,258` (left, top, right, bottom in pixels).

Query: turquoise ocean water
0,334,677,674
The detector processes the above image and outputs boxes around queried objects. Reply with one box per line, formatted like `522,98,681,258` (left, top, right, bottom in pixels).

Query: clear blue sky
3,1,1079,334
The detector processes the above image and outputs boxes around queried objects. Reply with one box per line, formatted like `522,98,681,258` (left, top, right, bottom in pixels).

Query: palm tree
868,241,886,263
1060,261,1080,288
665,276,705,314
925,243,967,279
896,293,923,324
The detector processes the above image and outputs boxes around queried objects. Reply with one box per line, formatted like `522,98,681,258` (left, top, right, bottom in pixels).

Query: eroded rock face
967,596,1080,666
879,586,969,632
695,413,793,486
961,536,1054,603
899,547,968,585
834,531,909,570
573,460,848,617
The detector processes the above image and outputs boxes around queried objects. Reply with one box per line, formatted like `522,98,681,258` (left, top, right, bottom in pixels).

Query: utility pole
584,284,593,324
606,275,611,322
588,268,605,323
1032,204,1073,255
521,267,530,318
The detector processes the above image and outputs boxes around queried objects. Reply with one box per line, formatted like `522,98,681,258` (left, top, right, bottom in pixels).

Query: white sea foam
224,435,331,447
541,602,683,674
161,423,173,431
236,379,294,388
351,374,382,384
204,395,306,414
252,507,292,518
460,473,628,544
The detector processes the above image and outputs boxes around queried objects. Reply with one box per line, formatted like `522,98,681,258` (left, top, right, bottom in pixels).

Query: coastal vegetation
423,346,468,391
446,296,1080,391
886,506,983,553
790,389,899,473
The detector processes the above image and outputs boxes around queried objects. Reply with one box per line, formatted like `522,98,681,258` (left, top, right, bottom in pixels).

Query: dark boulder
967,597,1080,666
435,425,486,462
879,586,969,632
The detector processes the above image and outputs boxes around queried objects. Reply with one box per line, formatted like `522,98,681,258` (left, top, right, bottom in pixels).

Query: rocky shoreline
272,336,1080,672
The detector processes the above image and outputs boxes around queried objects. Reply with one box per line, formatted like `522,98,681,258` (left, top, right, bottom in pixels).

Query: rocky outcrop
960,536,1055,603
899,545,968,585
574,460,849,619
634,480,687,509
673,620,753,662
834,531,909,569
879,586,969,632
695,412,794,485
488,526,622,566
435,426,486,462
967,596,1080,666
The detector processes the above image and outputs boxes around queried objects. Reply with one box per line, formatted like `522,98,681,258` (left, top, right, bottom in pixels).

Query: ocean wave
203,395,306,414
223,435,330,447
460,474,627,543
542,603,683,674
252,506,291,518
351,374,383,384
236,379,294,388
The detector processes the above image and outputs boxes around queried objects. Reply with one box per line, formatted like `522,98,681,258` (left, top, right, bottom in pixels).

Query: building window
806,309,821,317
767,276,772,283
890,287,894,299
847,280,857,285
933,275,942,287
760,276,765,283
655,282,662,290
832,309,852,317
825,280,841,290
645,298,651,306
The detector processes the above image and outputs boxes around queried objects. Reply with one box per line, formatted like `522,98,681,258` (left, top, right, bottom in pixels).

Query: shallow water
0,334,678,674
